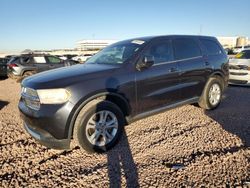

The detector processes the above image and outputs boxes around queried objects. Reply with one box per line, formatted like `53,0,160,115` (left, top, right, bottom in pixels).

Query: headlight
21,87,40,110
37,89,71,104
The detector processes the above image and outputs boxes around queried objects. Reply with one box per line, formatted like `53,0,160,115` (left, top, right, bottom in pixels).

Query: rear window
8,57,17,63
201,39,222,55
173,38,201,60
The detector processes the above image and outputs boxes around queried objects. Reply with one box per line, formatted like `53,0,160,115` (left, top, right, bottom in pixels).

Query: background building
76,39,117,51
217,36,249,48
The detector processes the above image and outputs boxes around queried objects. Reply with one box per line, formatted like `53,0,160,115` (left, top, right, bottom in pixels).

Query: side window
47,56,61,64
201,39,222,55
144,40,173,64
33,56,46,64
20,56,31,63
173,38,201,60
245,51,250,59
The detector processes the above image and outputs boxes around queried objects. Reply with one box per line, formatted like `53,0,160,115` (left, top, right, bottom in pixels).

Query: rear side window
47,56,61,64
144,40,173,64
173,38,201,60
20,56,31,64
34,56,46,64
201,39,222,55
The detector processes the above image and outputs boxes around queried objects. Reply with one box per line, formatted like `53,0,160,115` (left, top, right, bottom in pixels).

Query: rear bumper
24,123,70,150
8,73,22,79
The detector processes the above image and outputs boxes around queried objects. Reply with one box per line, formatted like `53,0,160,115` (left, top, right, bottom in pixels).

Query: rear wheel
18,71,35,82
23,71,35,77
198,76,223,110
73,99,124,153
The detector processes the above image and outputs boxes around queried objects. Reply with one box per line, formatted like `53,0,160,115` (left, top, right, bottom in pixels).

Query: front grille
229,79,248,84
229,65,249,70
230,72,248,76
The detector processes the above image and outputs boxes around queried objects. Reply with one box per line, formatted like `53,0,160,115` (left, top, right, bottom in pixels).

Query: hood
22,63,120,89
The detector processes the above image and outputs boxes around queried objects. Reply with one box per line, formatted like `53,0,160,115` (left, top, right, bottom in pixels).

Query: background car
72,54,93,63
229,49,250,85
7,53,76,81
57,54,78,61
0,58,8,77
232,45,250,54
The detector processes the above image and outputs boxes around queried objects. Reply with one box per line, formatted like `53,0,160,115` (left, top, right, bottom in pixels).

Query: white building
216,36,249,48
216,36,238,48
76,39,117,50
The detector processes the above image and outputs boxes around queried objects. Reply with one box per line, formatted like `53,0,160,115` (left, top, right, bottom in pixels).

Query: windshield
86,39,146,64
235,50,250,59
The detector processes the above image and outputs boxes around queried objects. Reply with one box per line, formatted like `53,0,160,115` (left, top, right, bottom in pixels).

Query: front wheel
73,99,124,153
198,76,223,110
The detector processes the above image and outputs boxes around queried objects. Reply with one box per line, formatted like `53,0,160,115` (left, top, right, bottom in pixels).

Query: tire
73,99,125,153
198,76,224,110
23,71,35,77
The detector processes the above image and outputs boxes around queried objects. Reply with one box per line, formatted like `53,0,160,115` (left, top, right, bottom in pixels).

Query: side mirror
136,55,155,71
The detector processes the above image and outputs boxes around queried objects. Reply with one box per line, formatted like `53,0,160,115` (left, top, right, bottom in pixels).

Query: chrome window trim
153,56,203,66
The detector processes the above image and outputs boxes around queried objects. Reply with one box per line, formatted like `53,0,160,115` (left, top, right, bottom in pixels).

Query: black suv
19,35,229,152
8,53,76,80
0,58,8,77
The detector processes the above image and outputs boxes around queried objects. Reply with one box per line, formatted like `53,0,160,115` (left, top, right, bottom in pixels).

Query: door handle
169,67,178,72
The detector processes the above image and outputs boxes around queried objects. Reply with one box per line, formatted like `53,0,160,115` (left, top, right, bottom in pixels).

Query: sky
0,0,250,53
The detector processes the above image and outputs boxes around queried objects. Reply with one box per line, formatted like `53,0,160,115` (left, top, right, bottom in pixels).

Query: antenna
199,25,203,35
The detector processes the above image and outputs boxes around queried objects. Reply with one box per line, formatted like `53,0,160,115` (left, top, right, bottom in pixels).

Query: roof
118,35,217,43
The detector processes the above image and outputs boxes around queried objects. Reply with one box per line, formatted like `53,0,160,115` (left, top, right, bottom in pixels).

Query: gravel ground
0,78,249,187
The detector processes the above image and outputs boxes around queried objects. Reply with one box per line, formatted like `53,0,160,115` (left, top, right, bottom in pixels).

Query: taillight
8,63,18,68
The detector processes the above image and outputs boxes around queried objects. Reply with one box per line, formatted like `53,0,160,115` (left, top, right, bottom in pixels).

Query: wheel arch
21,69,36,76
66,92,131,140
209,71,226,90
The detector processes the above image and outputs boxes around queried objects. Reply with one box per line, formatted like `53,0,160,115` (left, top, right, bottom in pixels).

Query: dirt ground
0,78,249,187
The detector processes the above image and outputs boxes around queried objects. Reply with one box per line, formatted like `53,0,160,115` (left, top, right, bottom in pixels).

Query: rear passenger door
46,56,64,70
200,38,225,71
173,37,209,100
136,39,181,113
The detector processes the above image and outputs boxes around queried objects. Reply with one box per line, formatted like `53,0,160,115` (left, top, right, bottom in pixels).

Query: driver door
135,39,181,114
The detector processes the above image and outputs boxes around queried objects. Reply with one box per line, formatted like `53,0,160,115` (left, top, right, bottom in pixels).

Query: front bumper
19,98,75,150
24,123,70,150
229,70,250,85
